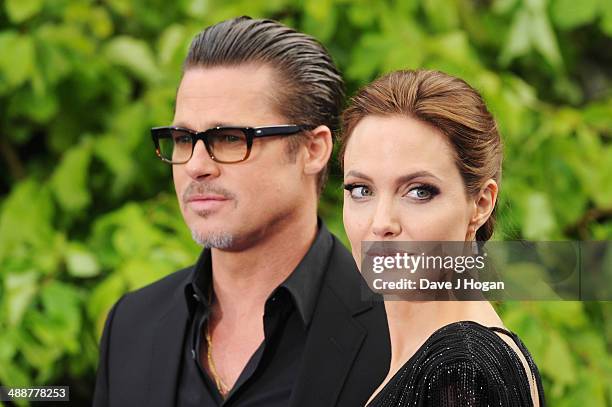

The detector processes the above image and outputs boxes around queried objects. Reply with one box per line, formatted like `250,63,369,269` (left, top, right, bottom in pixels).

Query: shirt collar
278,219,333,325
184,219,334,327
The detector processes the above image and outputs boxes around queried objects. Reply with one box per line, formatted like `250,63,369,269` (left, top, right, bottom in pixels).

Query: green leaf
40,281,81,324
499,9,531,65
8,86,58,123
347,2,378,27
347,33,389,80
36,36,73,85
423,0,459,31
530,10,563,69
119,258,172,291
428,32,480,72
5,0,43,23
65,243,101,278
3,271,39,326
181,0,209,18
0,330,18,362
0,32,35,88
591,147,612,207
104,36,161,83
27,282,82,356
93,134,136,195
158,25,187,67
541,330,577,394
583,100,612,132
303,0,337,43
0,356,31,388
499,7,563,69
601,0,612,35
492,0,519,14
106,0,132,16
50,141,92,212
551,0,600,29
90,7,114,39
0,179,55,262
523,192,557,239
88,274,125,336
108,102,147,151
537,302,587,329
19,322,62,376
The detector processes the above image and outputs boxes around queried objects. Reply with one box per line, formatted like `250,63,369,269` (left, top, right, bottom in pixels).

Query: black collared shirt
176,222,334,406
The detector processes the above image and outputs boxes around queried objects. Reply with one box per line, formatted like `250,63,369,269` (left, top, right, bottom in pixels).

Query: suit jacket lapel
291,238,379,407
290,284,367,407
146,283,190,407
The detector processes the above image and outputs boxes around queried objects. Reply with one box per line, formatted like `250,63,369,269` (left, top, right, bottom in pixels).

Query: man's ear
302,125,333,176
467,179,498,239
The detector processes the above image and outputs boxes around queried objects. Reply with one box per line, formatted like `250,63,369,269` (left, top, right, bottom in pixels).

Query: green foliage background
0,0,611,405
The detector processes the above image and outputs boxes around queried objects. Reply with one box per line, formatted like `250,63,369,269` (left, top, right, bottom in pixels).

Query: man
93,16,390,407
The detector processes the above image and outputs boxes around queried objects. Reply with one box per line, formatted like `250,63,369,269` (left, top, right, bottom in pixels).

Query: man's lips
185,194,229,211
186,194,228,202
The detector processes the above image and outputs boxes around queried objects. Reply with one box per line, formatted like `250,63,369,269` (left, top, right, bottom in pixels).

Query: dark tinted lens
208,129,248,162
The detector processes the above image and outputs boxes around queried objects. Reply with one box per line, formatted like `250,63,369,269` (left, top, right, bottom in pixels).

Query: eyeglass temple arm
253,125,305,138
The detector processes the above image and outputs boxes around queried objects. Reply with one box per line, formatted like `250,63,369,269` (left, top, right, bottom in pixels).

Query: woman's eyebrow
395,171,442,185
345,170,441,184
345,170,373,182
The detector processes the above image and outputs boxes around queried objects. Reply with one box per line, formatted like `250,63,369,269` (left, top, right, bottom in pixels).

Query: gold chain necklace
206,288,230,398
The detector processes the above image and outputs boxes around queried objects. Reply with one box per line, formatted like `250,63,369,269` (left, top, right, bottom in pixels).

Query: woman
340,70,545,406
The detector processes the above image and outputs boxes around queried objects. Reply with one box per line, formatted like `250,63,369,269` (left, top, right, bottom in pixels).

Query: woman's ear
467,179,498,239
302,125,333,176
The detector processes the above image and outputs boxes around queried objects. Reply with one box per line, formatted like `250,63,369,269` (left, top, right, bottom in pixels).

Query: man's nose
371,199,402,239
183,140,221,180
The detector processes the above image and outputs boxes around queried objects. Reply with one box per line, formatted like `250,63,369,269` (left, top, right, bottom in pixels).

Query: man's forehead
177,64,276,95
173,65,285,129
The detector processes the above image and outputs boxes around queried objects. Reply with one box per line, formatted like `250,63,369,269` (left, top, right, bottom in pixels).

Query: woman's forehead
343,115,457,179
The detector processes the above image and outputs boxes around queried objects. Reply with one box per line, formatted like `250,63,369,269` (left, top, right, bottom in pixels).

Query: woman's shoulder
416,320,534,373
368,321,544,407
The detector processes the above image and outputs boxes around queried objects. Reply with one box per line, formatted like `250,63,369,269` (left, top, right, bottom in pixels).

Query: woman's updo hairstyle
340,70,503,241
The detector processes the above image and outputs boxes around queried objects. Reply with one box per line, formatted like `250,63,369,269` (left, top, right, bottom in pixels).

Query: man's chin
190,228,235,249
189,208,219,219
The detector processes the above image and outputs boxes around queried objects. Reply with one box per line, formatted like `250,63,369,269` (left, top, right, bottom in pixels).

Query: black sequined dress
367,321,545,407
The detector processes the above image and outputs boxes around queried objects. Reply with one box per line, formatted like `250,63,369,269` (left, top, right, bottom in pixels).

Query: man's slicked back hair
183,16,345,194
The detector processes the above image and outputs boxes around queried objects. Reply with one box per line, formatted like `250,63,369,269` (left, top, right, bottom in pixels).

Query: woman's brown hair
340,70,503,241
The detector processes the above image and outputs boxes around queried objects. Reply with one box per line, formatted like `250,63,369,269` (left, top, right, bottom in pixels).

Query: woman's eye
344,184,373,199
406,185,438,201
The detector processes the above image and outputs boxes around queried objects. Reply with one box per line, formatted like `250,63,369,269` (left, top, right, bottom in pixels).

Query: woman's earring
472,240,479,255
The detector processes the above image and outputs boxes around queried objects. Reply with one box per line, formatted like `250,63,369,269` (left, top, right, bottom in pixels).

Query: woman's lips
365,250,415,258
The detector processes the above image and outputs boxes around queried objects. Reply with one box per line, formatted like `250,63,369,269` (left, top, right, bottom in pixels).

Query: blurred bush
0,0,610,405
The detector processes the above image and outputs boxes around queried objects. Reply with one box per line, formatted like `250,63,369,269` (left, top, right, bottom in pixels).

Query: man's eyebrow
170,122,231,129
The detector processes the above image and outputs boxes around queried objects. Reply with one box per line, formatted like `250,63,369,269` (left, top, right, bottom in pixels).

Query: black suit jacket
93,234,391,406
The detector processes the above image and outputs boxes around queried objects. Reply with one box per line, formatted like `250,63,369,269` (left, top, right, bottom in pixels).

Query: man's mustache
182,182,237,203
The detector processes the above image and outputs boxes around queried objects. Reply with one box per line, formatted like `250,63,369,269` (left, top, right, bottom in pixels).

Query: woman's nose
371,200,402,238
